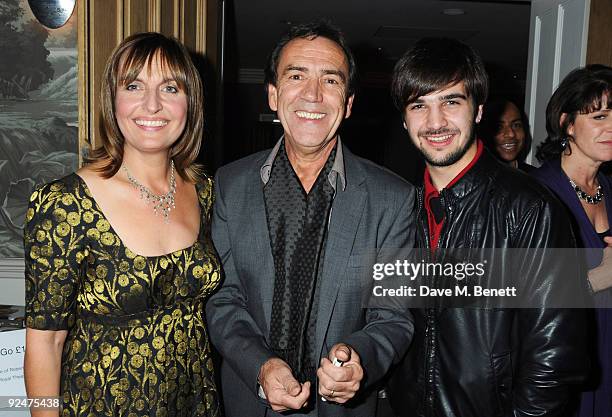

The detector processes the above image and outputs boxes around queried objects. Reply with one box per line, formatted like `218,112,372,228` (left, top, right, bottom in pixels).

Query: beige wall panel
78,0,89,161
586,0,612,66
148,0,161,32
160,0,180,38
125,0,150,35
205,0,220,69
88,0,120,150
181,0,202,52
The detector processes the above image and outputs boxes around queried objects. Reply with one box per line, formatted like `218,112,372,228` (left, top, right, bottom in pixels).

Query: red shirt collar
424,139,484,198
423,140,483,249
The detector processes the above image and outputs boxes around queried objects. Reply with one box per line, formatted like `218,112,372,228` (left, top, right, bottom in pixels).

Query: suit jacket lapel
316,149,366,354
245,164,276,337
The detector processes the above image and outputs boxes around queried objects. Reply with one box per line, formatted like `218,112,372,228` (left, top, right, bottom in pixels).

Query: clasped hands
258,343,363,412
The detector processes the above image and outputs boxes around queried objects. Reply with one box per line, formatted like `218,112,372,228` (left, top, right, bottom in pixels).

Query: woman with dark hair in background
23,32,220,416
479,97,535,172
533,64,612,417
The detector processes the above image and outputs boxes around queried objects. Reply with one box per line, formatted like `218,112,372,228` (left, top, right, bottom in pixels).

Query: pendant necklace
124,160,177,222
569,178,603,205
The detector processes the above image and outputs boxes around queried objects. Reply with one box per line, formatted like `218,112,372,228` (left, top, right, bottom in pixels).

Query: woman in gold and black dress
23,32,220,417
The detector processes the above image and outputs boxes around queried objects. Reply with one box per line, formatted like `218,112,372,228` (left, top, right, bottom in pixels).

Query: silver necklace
124,160,176,222
569,178,603,205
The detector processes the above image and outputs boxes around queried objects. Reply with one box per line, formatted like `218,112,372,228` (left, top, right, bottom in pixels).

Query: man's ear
267,84,278,112
475,104,484,123
344,94,355,119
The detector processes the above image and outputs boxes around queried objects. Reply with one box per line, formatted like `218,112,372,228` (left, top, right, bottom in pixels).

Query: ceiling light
442,8,465,16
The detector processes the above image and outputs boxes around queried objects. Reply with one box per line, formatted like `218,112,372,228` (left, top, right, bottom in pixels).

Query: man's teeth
501,143,517,150
135,120,168,127
296,111,325,120
426,134,453,143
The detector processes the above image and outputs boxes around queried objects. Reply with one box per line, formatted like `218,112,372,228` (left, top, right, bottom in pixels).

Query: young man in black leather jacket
387,37,590,417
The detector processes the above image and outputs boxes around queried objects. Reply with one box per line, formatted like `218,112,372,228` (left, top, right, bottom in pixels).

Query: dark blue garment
533,158,612,417
518,160,536,174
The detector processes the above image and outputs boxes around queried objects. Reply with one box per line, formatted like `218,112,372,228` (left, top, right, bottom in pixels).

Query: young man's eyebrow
439,93,467,101
410,93,467,104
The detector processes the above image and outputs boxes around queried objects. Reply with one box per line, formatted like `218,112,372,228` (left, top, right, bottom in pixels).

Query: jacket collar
438,149,501,201
419,141,501,201
259,136,347,191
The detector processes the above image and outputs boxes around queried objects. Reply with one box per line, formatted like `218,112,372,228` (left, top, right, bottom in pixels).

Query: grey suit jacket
206,143,415,417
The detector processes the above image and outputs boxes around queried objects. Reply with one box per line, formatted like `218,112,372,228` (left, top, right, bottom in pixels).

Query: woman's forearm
24,328,67,417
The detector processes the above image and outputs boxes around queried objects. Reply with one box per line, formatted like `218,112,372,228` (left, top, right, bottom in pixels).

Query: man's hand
258,357,310,412
317,343,364,404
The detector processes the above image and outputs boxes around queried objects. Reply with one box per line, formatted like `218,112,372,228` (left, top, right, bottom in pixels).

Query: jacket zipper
417,187,452,416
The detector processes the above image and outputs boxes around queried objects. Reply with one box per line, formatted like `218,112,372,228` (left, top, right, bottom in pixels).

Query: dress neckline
72,173,203,259
547,159,612,248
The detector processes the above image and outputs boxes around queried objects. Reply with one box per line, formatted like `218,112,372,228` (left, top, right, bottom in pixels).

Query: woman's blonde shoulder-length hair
86,32,205,182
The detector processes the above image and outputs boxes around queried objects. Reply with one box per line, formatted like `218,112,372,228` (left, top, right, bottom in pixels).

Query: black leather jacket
389,151,589,417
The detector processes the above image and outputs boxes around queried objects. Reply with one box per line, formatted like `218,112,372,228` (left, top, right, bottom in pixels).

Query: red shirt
424,140,484,249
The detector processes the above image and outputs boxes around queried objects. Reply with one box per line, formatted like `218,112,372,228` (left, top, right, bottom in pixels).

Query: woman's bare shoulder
76,164,100,181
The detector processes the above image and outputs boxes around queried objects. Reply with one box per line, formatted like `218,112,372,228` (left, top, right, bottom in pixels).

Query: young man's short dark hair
391,37,488,110
264,20,357,96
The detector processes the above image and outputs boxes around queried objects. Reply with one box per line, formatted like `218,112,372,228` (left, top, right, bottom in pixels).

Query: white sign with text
0,329,29,415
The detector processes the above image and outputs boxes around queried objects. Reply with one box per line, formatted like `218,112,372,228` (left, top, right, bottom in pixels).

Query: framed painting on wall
0,0,78,290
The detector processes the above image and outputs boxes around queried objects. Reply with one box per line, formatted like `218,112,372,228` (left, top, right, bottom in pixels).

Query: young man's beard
417,124,477,167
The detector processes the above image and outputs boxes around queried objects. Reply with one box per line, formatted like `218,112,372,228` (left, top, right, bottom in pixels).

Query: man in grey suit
206,21,415,417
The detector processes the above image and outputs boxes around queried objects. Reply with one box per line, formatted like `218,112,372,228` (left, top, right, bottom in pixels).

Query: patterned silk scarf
264,142,336,385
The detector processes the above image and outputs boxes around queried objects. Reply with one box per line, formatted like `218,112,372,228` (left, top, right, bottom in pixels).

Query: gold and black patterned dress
24,173,221,417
